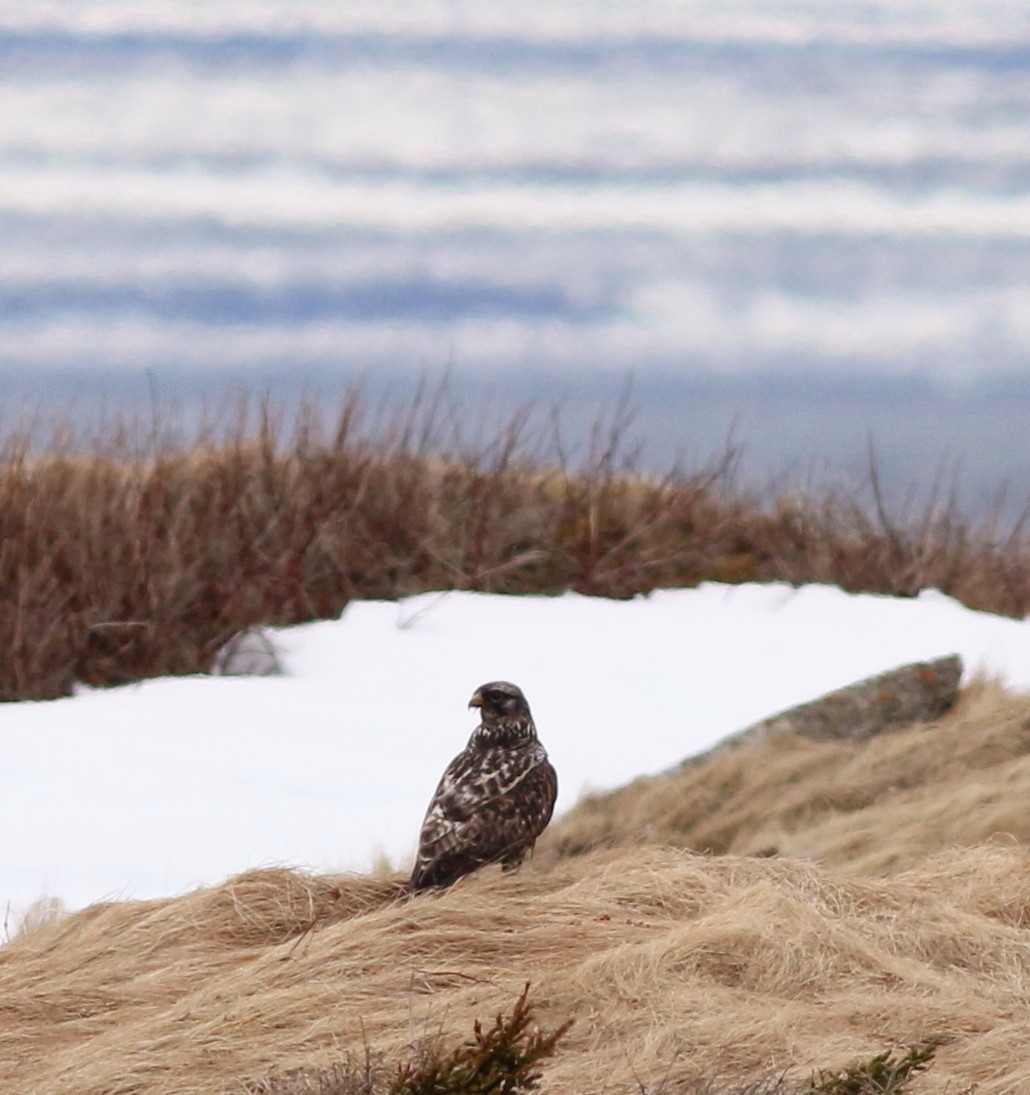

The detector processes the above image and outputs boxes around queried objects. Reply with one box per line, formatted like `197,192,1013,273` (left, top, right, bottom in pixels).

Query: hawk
408,681,558,894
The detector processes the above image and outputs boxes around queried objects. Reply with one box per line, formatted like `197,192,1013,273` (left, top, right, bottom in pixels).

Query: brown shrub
2,390,1028,701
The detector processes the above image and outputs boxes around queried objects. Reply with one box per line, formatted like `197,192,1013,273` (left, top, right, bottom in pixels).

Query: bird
408,681,558,894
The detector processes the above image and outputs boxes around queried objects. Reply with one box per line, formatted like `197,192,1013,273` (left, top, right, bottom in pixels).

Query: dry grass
5,685,1030,1094
2,389,1029,701
544,679,1030,875
2,848,1025,1094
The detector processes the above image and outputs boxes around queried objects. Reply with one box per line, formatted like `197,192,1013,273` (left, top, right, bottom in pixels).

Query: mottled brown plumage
408,681,558,894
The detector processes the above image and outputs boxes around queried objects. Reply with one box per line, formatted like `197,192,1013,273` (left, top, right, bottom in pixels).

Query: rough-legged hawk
408,681,557,893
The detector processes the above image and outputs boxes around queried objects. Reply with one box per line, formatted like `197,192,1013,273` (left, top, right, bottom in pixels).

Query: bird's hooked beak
468,689,484,710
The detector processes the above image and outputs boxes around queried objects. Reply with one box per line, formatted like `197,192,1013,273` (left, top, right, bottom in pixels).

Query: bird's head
468,681,530,722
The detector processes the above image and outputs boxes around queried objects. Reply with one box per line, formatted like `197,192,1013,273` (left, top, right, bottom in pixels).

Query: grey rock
210,628,284,677
685,653,963,765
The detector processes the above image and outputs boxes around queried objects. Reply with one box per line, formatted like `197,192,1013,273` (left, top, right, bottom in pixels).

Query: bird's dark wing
409,744,557,892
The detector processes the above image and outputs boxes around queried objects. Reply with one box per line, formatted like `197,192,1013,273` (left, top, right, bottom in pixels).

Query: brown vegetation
4,846,1026,1095
250,984,573,1094
2,390,1029,701
543,679,1030,874
4,683,1030,1094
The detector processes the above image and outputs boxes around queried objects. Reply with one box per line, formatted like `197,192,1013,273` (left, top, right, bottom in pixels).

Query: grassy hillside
542,680,1030,875
4,683,1030,1094
2,391,1029,701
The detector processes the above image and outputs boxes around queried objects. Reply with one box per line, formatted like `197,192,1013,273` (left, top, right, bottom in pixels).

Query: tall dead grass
2,389,1029,701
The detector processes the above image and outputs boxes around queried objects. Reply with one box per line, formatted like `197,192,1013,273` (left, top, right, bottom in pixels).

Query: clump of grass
395,984,570,1095
807,1040,940,1094
254,1018,935,1095
251,985,571,1094
2,387,1028,701
684,1041,944,1094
